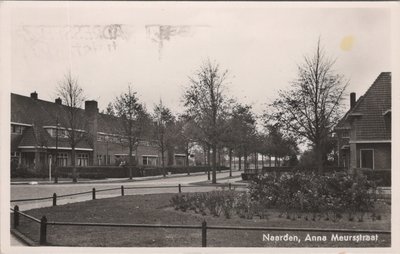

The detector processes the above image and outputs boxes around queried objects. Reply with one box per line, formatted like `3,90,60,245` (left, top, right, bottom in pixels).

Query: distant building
11,92,187,173
335,72,391,171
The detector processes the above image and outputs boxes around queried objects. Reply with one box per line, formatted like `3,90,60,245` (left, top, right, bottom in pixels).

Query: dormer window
11,124,25,134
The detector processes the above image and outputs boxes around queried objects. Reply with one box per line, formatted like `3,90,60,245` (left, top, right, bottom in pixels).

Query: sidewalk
11,233,27,246
11,169,239,185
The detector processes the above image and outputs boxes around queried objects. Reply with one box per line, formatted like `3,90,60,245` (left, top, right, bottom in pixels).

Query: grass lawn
13,193,391,247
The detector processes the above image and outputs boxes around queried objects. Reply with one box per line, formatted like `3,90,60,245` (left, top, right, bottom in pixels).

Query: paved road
11,170,245,211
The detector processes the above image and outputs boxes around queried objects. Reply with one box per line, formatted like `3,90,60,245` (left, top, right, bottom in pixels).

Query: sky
7,2,393,116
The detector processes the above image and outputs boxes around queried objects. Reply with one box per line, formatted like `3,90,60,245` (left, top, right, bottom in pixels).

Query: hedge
358,168,391,187
56,165,229,179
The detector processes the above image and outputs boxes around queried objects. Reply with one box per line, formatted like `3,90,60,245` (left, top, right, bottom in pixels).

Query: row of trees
56,39,348,183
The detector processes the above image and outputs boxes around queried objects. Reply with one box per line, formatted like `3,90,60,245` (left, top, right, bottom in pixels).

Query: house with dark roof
335,72,391,171
11,92,188,174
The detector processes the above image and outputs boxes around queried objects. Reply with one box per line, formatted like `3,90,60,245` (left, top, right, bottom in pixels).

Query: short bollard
121,185,125,196
202,220,207,247
52,193,57,206
92,188,96,200
13,205,19,228
178,184,182,193
39,216,47,245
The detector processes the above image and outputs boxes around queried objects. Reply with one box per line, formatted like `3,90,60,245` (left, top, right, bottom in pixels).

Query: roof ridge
347,72,391,114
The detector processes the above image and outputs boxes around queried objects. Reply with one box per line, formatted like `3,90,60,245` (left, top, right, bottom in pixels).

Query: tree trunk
207,145,211,180
316,143,323,174
161,146,166,177
129,143,133,180
202,145,207,176
186,143,190,175
269,155,272,167
211,144,217,184
229,148,232,177
254,152,258,173
218,148,221,172
238,156,242,171
71,147,77,183
244,150,248,172
261,154,264,168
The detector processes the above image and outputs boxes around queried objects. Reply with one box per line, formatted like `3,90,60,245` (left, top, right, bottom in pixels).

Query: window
48,128,54,137
341,131,350,138
97,155,103,165
11,152,21,165
57,153,68,167
77,153,89,166
45,128,69,138
142,156,158,166
360,149,374,169
141,141,151,146
11,125,25,134
175,156,186,166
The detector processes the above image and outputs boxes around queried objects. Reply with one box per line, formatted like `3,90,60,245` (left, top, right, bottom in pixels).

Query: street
11,170,245,211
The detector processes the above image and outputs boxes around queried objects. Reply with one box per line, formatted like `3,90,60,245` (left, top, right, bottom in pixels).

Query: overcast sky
8,2,392,116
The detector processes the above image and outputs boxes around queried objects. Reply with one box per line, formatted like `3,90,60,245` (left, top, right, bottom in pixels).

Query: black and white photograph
0,1,399,253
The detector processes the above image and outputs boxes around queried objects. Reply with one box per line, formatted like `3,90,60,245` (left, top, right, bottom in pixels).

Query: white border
1,1,399,254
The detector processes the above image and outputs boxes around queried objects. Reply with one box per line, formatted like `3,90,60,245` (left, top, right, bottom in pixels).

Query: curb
11,170,237,186
189,175,247,187
10,229,37,246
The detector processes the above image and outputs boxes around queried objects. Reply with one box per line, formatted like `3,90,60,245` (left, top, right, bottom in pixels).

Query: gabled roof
11,93,125,134
336,72,391,141
11,93,124,149
11,93,85,128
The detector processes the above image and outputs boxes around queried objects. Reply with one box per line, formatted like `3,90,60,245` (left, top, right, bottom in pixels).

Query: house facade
11,92,188,174
335,72,391,171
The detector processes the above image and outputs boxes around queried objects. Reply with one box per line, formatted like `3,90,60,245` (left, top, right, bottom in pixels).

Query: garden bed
12,192,390,247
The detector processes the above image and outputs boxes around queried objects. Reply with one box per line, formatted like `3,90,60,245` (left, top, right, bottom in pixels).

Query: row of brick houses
11,92,187,174
11,72,391,175
335,72,391,171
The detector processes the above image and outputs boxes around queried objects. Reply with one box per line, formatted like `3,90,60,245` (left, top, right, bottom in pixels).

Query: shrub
248,170,377,221
170,171,378,223
170,190,240,219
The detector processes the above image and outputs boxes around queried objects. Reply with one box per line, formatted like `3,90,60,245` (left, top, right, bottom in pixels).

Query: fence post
13,205,19,228
52,193,57,206
39,216,47,245
121,185,124,196
92,188,96,200
202,220,207,247
178,184,182,193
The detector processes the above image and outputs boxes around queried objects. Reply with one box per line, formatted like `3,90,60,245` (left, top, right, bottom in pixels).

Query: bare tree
57,72,86,183
103,102,115,116
183,59,230,184
268,39,347,173
225,103,257,173
114,86,150,179
153,100,175,177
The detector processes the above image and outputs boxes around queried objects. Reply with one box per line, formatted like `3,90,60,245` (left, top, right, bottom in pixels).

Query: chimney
30,91,38,100
55,97,62,105
85,100,98,114
350,92,356,109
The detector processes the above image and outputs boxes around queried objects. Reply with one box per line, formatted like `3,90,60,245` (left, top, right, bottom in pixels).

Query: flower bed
172,171,381,222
